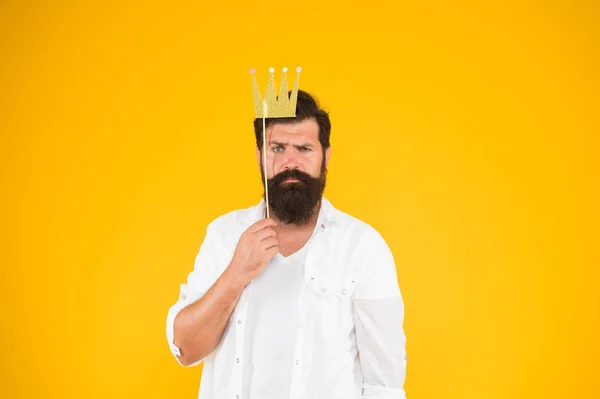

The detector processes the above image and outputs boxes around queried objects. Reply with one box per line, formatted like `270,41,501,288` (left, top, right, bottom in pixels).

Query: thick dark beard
261,166,326,226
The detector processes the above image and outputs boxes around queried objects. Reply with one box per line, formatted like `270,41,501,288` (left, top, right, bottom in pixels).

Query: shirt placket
289,222,327,399
231,289,249,399
288,282,308,399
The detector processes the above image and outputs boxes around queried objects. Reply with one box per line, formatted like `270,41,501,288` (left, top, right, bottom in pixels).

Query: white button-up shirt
166,198,408,399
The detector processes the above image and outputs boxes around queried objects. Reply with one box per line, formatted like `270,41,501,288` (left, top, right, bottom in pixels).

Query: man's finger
256,228,276,241
261,237,278,250
249,218,277,233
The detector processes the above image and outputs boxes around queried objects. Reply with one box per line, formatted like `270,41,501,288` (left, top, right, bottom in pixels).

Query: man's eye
300,147,311,152
273,146,283,152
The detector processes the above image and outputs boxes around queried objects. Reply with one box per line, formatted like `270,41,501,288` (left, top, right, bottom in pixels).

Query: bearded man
166,90,408,399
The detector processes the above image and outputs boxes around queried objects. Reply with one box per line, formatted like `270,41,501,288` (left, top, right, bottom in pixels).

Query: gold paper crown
250,66,301,118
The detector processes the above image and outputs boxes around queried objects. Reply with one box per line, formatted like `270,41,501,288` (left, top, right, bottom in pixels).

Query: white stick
262,102,270,219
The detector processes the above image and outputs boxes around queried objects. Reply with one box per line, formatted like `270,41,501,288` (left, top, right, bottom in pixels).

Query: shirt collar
235,197,342,228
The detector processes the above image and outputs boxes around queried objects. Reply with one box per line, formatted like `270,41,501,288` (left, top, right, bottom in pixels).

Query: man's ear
256,147,261,172
325,146,332,168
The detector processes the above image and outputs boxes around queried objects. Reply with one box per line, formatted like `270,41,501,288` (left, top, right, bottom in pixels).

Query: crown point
250,68,255,75
296,66,302,72
269,67,275,73
283,67,288,73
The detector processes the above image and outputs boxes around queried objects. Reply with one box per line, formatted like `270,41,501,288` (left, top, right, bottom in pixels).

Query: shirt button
320,286,327,293
237,320,242,324
236,395,240,399
295,359,300,365
181,294,187,300
172,345,181,356
341,289,347,295
236,357,240,363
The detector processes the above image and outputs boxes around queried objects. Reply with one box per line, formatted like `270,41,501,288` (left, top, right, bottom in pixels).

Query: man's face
256,118,331,225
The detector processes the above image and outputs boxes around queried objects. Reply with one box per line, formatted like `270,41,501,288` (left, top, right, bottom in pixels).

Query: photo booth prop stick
250,66,301,218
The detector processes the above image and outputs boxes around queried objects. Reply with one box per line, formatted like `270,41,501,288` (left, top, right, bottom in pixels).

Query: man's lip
284,178,300,182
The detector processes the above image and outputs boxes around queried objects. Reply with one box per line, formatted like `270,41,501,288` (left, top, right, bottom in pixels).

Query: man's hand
227,218,279,285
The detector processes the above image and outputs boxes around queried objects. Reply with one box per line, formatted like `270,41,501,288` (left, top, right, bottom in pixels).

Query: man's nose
283,154,299,170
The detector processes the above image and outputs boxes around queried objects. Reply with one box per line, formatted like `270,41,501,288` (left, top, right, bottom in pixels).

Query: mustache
269,169,316,186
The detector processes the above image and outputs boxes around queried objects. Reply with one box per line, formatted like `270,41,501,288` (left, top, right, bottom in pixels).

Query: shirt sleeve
166,221,223,367
353,230,408,398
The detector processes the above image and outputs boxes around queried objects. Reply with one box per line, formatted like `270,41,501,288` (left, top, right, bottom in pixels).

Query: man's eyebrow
269,141,314,148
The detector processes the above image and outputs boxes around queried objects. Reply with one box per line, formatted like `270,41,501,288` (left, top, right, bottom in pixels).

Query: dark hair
253,90,331,153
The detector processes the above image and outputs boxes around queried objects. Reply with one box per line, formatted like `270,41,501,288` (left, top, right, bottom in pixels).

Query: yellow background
1,0,598,398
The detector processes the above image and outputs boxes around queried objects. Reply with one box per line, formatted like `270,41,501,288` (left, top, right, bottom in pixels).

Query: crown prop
250,67,301,118
249,66,302,220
